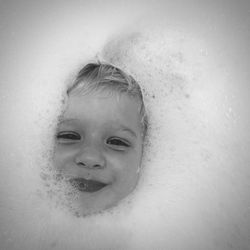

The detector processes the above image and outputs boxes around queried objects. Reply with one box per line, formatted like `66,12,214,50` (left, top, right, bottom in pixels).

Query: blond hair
68,62,148,135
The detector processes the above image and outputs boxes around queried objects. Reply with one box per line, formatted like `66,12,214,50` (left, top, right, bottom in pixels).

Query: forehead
62,91,142,130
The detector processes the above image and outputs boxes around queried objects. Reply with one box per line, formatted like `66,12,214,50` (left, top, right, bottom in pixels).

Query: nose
74,145,106,169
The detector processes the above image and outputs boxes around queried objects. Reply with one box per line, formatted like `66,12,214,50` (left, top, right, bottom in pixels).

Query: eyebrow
119,126,137,138
58,118,78,125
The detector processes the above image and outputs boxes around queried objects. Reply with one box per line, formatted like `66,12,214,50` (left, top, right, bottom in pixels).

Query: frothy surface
1,1,250,250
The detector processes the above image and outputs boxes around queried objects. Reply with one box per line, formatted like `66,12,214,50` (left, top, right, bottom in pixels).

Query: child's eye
106,137,130,148
56,131,81,141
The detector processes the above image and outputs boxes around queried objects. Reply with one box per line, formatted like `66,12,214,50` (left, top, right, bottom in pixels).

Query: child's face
53,90,143,216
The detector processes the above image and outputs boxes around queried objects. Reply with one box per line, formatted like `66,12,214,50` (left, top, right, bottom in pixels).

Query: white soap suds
1,1,250,250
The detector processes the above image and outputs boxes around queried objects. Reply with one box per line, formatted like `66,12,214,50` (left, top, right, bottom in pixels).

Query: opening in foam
39,59,152,219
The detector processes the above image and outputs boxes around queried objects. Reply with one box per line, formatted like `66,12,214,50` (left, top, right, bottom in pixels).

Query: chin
67,188,119,217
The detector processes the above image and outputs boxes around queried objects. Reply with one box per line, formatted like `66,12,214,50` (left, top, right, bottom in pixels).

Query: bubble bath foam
0,1,250,250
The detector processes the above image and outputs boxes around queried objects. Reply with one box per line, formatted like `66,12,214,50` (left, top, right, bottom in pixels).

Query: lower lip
68,178,109,193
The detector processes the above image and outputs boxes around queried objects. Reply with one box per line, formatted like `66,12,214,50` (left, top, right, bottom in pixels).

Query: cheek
110,152,141,181
53,147,72,170
115,163,140,195
110,150,141,168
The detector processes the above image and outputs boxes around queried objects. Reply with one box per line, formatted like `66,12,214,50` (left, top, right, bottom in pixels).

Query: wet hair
67,61,148,136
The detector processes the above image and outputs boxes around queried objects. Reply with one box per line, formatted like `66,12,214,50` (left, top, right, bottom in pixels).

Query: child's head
53,61,147,216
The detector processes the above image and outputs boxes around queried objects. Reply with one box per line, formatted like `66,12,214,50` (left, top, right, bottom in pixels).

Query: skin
53,90,143,216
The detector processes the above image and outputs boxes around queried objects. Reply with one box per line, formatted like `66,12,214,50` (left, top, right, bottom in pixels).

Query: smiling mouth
68,178,108,193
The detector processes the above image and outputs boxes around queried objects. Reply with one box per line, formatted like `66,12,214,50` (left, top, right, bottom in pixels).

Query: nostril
76,161,104,169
